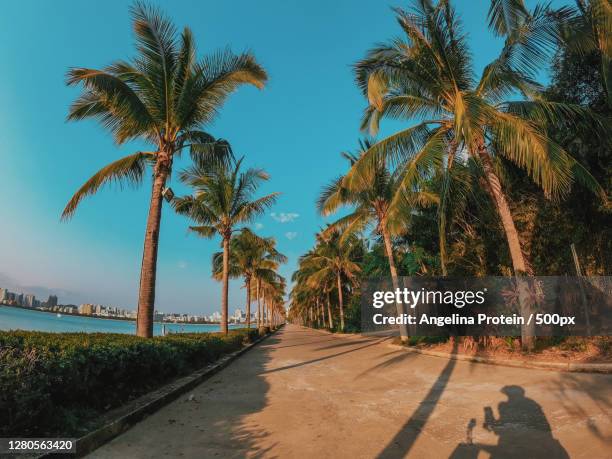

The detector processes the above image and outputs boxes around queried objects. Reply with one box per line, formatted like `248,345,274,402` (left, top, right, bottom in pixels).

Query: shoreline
0,303,236,327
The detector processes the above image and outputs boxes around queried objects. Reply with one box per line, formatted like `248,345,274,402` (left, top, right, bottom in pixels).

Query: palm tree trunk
256,278,261,328
327,290,334,329
268,303,272,327
381,226,409,342
337,271,345,332
246,276,251,329
221,236,230,334
478,147,534,350
438,212,448,276
136,165,168,338
320,298,326,329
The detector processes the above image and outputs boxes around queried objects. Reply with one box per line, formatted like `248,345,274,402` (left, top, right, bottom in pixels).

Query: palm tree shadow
258,338,388,375
125,333,283,458
545,372,612,445
314,338,380,351
272,337,338,349
354,350,417,380
375,340,459,458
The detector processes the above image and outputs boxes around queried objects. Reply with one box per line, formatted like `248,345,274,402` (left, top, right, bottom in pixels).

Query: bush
0,327,263,437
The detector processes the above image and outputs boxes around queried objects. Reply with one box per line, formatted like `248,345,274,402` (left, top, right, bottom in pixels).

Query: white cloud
285,232,298,240
271,212,299,223
254,222,264,230
178,261,187,269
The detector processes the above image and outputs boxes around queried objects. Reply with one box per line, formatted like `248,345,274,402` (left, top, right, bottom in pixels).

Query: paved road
90,325,612,458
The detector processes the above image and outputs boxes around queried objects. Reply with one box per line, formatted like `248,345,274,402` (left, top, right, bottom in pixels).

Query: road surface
89,325,612,458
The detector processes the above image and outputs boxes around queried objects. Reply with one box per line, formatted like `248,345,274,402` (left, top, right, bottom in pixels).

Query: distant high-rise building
79,303,94,315
24,294,36,308
0,288,7,302
16,293,24,306
47,295,58,307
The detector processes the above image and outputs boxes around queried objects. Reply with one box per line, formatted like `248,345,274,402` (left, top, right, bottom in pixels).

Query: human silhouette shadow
450,385,569,459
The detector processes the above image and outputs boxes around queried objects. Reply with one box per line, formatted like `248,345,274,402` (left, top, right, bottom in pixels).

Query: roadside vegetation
288,0,610,356
0,328,268,437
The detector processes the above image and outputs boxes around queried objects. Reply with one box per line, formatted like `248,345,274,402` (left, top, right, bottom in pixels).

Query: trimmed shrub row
0,327,262,436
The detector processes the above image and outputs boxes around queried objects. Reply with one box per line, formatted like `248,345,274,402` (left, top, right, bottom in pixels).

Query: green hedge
0,328,261,437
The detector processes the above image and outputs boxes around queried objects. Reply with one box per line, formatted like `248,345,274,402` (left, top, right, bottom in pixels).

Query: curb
43,327,281,458
386,343,612,374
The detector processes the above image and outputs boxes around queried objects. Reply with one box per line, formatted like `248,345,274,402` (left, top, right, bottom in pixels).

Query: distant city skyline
1,284,263,324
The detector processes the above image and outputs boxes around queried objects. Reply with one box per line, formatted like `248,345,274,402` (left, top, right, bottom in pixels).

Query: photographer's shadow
450,385,569,459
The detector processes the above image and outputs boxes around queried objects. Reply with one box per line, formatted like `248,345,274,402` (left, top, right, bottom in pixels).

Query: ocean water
0,306,235,335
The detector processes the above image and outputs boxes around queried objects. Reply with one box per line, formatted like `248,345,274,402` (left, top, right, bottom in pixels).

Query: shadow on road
449,385,569,459
375,340,459,458
141,331,281,459
354,350,417,380
258,337,388,375
272,337,338,349
546,372,612,446
314,339,379,351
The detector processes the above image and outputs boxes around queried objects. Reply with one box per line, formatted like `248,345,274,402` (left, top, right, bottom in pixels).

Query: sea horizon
0,305,241,335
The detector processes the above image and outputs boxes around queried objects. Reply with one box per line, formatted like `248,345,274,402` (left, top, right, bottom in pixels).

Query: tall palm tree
318,139,437,341
173,158,279,333
259,272,286,327
351,1,606,348
213,229,286,328
61,3,267,337
250,261,284,328
304,231,362,331
291,257,327,328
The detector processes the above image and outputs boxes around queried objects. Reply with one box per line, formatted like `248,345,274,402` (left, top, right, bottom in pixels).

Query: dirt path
89,325,612,458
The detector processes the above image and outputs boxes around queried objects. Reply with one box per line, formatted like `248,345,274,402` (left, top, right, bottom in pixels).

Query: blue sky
0,0,565,314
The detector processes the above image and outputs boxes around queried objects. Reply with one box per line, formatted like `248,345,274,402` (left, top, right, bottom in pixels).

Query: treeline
289,0,611,346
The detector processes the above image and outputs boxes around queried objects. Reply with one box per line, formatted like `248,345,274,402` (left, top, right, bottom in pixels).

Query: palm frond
66,67,154,143
487,0,529,36
188,225,217,239
177,50,267,128
235,193,280,224
61,151,152,220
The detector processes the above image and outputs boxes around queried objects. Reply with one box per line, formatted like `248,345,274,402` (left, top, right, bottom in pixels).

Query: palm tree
351,1,606,348
61,3,267,337
560,0,611,105
317,139,437,341
259,271,286,327
213,229,286,328
487,0,611,105
173,158,279,334
304,231,362,331
289,257,333,328
291,258,326,328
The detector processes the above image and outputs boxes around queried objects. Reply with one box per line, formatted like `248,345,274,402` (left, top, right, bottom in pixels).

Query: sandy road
89,325,612,458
